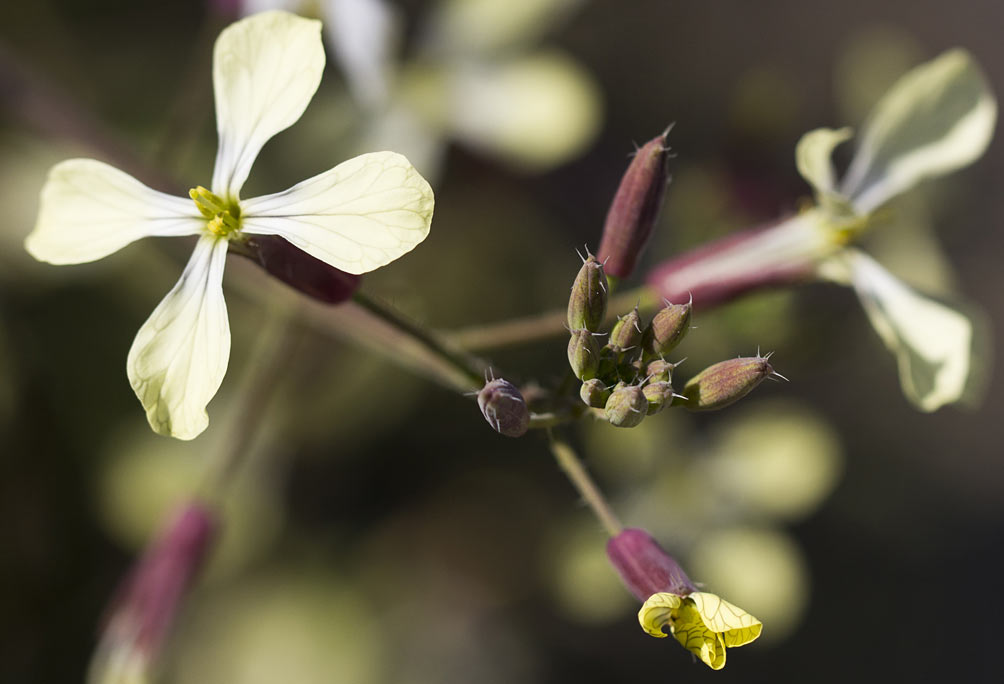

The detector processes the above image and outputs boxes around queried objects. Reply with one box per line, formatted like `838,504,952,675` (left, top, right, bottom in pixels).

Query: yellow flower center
189,186,241,238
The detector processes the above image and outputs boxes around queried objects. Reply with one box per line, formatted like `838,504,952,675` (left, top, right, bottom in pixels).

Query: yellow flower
639,591,762,670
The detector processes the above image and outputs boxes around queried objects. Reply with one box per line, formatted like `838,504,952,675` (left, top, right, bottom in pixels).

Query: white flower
796,49,995,411
25,11,435,439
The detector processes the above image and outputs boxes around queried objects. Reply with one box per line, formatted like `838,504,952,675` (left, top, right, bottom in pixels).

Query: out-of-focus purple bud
567,329,601,380
89,502,218,682
597,130,672,279
235,235,361,304
579,378,611,408
678,355,778,411
478,378,530,437
606,528,697,601
607,307,643,354
642,299,692,360
567,254,608,331
604,384,647,428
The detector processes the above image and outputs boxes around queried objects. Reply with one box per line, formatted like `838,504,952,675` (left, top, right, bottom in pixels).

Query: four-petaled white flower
25,11,435,440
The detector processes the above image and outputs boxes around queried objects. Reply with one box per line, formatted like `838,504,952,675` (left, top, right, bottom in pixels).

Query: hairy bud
579,378,611,408
642,299,691,360
567,329,601,380
604,384,648,428
678,356,777,411
642,381,674,415
645,359,675,384
597,130,672,279
478,378,530,437
567,254,608,332
607,307,643,354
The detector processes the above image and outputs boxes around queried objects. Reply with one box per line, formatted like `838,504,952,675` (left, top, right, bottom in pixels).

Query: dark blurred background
1,0,1002,682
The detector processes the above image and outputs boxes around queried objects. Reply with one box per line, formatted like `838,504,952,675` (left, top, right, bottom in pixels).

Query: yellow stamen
189,186,241,237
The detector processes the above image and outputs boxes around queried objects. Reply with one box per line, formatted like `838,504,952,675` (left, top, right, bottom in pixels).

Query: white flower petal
794,127,853,204
820,250,973,412
840,49,997,214
127,235,231,440
25,159,202,265
241,151,434,274
211,11,325,198
324,0,399,110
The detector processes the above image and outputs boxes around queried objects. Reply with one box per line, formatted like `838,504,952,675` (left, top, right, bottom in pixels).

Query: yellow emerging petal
688,591,764,648
637,592,682,638
672,600,727,669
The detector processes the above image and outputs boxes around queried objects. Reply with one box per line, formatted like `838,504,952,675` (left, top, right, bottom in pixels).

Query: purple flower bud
642,299,692,360
567,254,608,332
679,355,778,411
477,378,530,438
598,131,672,279
90,502,217,681
234,234,361,304
604,384,647,428
606,528,696,601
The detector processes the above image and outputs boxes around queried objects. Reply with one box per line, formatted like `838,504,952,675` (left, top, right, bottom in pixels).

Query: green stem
448,285,659,351
548,432,623,537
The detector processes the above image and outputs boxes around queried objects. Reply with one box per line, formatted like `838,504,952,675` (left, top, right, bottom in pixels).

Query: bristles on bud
477,378,530,437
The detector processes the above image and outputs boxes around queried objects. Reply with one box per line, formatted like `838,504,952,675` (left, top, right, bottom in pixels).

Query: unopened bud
567,329,601,380
679,356,776,411
642,381,674,415
606,527,697,601
597,130,672,279
645,359,675,383
235,235,360,304
567,254,608,331
607,307,643,354
604,384,648,428
478,378,530,437
89,502,218,683
642,299,691,360
579,378,611,408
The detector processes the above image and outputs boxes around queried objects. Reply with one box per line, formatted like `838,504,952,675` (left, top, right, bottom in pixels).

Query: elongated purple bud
235,235,361,304
642,299,691,360
606,528,696,601
598,130,672,279
90,502,217,682
478,378,530,437
678,355,777,411
567,254,608,331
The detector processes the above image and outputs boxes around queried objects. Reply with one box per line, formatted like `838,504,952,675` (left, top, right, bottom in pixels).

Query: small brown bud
478,379,530,437
679,355,777,411
579,378,611,408
642,299,692,360
607,307,643,354
604,384,648,428
642,381,674,415
567,254,608,332
597,130,672,279
567,329,601,380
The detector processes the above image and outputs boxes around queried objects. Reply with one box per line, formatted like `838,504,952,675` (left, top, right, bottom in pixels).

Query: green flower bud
646,359,675,383
604,384,648,428
607,307,643,354
567,329,601,380
579,378,611,408
567,254,608,332
478,378,530,437
678,356,777,411
642,299,692,360
642,381,674,415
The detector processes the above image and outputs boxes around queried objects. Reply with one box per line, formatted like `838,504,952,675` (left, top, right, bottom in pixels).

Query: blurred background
1,0,1002,682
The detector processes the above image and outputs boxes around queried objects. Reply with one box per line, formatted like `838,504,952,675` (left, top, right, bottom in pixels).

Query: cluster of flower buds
566,254,693,427
566,256,781,425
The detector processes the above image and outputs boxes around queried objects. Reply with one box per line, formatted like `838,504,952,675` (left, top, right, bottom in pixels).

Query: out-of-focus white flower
25,11,434,439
